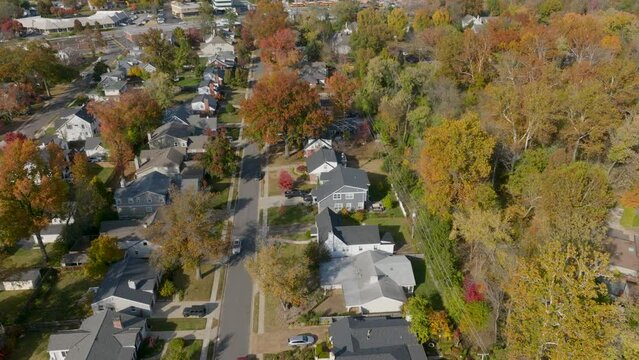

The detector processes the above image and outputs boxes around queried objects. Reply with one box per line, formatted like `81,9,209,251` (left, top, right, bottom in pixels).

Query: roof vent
128,279,137,289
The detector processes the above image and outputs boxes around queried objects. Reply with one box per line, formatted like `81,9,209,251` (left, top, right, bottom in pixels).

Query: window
345,203,352,210
62,351,68,357
128,198,133,204
115,199,121,205
135,197,140,204
147,197,152,203
66,125,73,130
357,202,364,209
334,203,343,210
81,124,85,129
146,206,153,213
359,246,363,251
98,305,104,310
332,193,342,200
345,193,354,200
143,241,148,246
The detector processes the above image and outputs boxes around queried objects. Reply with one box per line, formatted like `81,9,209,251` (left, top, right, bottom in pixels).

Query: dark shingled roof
55,105,97,129
93,257,157,307
329,317,427,360
150,121,193,141
311,166,369,202
84,136,104,150
306,148,337,173
315,208,383,246
115,171,171,199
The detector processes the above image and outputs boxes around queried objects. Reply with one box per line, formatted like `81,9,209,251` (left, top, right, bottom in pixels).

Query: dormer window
333,194,342,200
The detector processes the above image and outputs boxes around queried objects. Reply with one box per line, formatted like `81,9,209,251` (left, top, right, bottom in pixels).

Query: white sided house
0,269,41,291
311,166,370,212
54,106,99,141
306,148,338,180
313,208,394,258
84,137,109,159
31,216,75,244
303,138,332,157
191,94,217,113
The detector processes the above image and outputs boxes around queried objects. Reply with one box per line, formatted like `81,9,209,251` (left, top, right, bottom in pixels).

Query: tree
159,279,176,297
87,90,162,173
92,61,109,82
246,243,312,309
325,72,358,118
0,139,68,260
144,71,179,109
0,1,22,22
258,27,299,69
387,8,408,40
350,7,391,53
505,241,619,359
37,0,52,15
147,189,228,279
244,0,288,41
278,170,294,192
85,235,123,279
0,83,34,121
431,8,450,26
418,113,495,217
331,0,358,29
73,19,84,33
403,294,434,342
537,162,614,244
0,19,23,39
412,9,430,32
240,70,331,157
138,28,176,74
200,129,239,178
173,27,197,73
70,153,109,227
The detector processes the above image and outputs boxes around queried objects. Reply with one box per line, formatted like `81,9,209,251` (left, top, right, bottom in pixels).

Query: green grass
315,341,331,359
26,269,100,323
148,318,207,331
363,216,410,248
267,205,316,226
0,244,54,273
137,338,166,359
226,87,246,108
252,292,259,333
171,263,216,301
280,243,307,259
176,74,200,87
0,290,33,326
218,110,241,124
8,331,50,360
163,338,203,360
416,263,444,311
409,256,426,290
215,266,226,301
173,91,197,103
289,231,312,241
211,179,231,210
620,207,639,228
97,166,115,183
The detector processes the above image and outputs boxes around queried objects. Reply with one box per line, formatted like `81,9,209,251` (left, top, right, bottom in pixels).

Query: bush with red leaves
463,277,484,303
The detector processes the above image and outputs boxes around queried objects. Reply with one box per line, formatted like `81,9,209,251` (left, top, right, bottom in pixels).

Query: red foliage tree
4,132,27,143
278,170,294,191
258,27,299,69
0,83,35,121
186,27,203,47
244,0,288,41
325,72,358,118
463,277,484,303
0,19,23,39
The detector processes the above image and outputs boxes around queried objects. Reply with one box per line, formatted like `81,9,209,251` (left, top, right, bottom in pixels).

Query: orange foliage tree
258,27,299,69
325,72,358,118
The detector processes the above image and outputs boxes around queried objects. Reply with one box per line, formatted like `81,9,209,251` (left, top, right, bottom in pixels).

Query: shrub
160,279,177,298
304,230,311,239
296,165,308,173
297,311,320,326
463,277,484,303
278,170,294,191
340,207,350,217
352,210,366,223
382,193,394,210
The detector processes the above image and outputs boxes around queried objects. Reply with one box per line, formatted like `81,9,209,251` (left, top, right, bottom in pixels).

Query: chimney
134,156,140,170
113,316,123,329
128,279,137,289
204,98,209,112
147,132,152,143
367,329,372,339
120,177,126,188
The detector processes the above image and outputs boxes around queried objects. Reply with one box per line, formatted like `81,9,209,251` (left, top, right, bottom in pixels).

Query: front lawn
268,205,316,226
621,207,639,228
0,244,54,273
26,269,100,323
163,338,203,360
147,318,207,331
8,331,50,360
265,347,314,360
0,290,33,326
218,109,241,124
211,179,231,210
267,169,313,196
170,263,216,301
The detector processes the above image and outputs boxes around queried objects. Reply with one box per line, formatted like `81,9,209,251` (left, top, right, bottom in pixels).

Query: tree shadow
212,334,232,359
367,172,391,203
379,225,405,249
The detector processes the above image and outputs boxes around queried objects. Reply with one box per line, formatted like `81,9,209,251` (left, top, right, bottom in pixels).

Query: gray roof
4,268,41,282
115,171,171,199
55,106,97,129
316,208,344,243
48,310,146,359
103,80,127,92
315,208,385,246
329,317,427,360
150,121,194,141
186,115,217,132
181,161,204,180
37,134,68,148
41,223,65,236
299,61,327,85
84,137,104,151
93,257,157,307
320,251,414,307
187,135,209,152
61,252,89,265
311,166,369,202
306,148,337,173
192,94,216,105
137,147,185,175
100,220,145,244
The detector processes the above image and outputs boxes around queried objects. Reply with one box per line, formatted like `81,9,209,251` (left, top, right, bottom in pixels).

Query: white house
191,94,217,113
320,250,415,313
84,136,109,159
103,80,128,97
303,138,332,157
306,148,338,180
0,269,41,291
54,106,99,141
31,216,75,245
313,208,394,258
199,34,234,58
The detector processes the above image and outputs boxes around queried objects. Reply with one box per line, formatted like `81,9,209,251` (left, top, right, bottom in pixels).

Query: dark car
182,305,206,317
303,194,314,203
284,189,307,199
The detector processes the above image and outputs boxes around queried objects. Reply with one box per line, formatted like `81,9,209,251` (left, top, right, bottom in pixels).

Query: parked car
284,189,307,199
288,335,315,346
303,194,313,203
232,238,241,255
182,305,206,317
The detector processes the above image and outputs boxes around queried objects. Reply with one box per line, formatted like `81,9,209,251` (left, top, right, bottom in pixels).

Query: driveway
153,300,218,318
251,326,329,355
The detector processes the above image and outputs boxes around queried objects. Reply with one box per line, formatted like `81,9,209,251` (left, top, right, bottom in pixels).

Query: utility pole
411,211,416,239
478,353,489,360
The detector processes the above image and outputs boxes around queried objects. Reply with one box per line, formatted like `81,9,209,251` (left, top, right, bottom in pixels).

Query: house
31,216,74,245
100,69,125,84
116,56,156,75
206,52,236,68
303,138,332,157
100,220,157,258
84,137,109,159
332,22,356,57
605,229,639,278
91,257,159,317
115,171,171,219
36,135,69,151
147,122,194,149
461,15,495,32
328,316,427,359
307,148,338,180
197,79,215,95
199,34,234,58
299,62,327,87
181,161,204,191
0,269,41,291
191,94,217,113
203,67,224,84
61,251,89,267
311,166,369,212
103,80,127,97
313,208,394,258
213,0,233,10
170,1,200,19
54,106,99,141
321,251,415,313
136,147,185,179
187,135,209,155
47,310,147,360
186,115,218,134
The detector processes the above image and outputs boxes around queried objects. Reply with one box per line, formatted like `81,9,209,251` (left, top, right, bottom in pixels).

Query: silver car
288,335,315,346
232,238,241,255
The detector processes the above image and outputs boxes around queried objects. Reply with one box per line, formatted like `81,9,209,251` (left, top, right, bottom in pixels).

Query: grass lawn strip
147,318,207,331
0,290,33,326
267,205,316,226
215,266,226,301
252,292,259,333
7,331,50,360
264,293,287,333
620,207,639,228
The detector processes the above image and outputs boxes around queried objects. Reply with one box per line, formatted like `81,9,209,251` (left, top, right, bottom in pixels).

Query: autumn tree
246,243,312,309
244,0,288,41
387,8,408,40
350,7,391,53
419,113,495,217
147,189,228,279
278,170,294,192
412,9,430,32
331,0,358,29
0,139,68,260
0,83,34,122
173,27,197,73
258,27,299,69
200,129,239,178
70,153,109,227
240,70,331,157
505,241,619,359
87,90,162,173
85,235,123,279
144,71,179,110
325,72,358,118
138,28,176,74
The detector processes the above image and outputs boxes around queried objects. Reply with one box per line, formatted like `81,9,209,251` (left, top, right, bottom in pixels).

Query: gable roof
315,208,385,246
137,147,185,175
192,94,216,105
93,257,157,307
115,171,171,199
150,121,193,141
304,138,332,151
100,219,145,245
186,115,217,132
306,148,338,173
84,136,104,150
55,106,97,129
187,135,209,152
312,166,369,202
329,316,427,360
48,310,146,359
316,207,344,243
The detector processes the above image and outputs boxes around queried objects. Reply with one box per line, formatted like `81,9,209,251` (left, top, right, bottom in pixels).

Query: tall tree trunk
35,231,49,262
284,135,290,158
195,262,202,280
43,78,51,98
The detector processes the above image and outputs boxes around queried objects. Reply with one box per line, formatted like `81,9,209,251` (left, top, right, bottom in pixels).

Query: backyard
268,205,316,226
88,163,115,184
621,207,639,228
0,244,54,275
0,290,32,326
7,332,50,360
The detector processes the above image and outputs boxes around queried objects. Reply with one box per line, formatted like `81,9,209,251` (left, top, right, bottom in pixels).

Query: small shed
0,269,42,291
61,252,90,267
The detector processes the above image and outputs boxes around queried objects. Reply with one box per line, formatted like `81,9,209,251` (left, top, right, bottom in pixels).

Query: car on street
288,335,315,346
182,305,206,317
284,189,307,199
232,238,241,255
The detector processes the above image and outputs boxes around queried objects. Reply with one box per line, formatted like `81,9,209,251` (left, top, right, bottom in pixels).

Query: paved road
216,143,261,360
